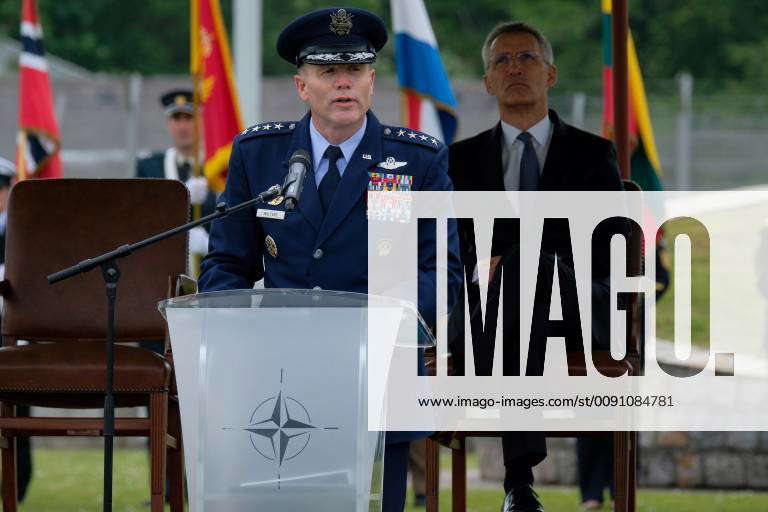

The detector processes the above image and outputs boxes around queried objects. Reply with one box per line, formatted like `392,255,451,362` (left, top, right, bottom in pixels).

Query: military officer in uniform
136,89,216,253
199,7,461,511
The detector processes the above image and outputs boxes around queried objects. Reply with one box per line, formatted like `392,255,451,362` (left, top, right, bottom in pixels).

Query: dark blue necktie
517,132,539,191
177,161,190,182
319,145,343,213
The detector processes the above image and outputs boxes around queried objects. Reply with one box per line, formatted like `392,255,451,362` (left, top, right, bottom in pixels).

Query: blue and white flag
391,0,457,144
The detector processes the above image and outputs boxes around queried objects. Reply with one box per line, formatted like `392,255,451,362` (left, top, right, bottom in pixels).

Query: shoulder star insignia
419,135,428,141
431,138,438,145
408,132,417,138
240,121,296,139
397,129,406,137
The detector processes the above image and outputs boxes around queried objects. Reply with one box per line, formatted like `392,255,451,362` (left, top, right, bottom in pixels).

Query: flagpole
15,133,26,181
190,0,203,276
612,0,630,180
234,0,261,125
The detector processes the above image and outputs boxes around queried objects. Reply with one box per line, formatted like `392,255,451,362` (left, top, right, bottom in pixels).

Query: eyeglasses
491,51,545,69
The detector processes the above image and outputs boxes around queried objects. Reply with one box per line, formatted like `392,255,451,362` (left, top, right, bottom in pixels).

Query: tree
0,0,765,88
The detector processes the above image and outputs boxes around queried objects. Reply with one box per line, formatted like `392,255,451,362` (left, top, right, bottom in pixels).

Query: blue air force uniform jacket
199,112,462,442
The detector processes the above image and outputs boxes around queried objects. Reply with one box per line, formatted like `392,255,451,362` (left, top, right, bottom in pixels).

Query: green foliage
0,0,767,87
655,217,711,347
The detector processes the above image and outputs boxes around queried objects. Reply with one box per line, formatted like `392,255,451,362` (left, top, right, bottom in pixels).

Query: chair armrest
430,431,461,450
171,274,197,298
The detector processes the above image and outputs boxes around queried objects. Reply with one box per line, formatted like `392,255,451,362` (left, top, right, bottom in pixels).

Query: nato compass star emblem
225,369,339,488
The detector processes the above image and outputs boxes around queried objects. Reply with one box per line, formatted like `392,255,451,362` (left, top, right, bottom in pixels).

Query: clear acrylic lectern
160,289,427,512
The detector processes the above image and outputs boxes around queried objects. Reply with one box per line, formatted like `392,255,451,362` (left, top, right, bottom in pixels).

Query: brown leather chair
0,179,191,511
425,181,643,512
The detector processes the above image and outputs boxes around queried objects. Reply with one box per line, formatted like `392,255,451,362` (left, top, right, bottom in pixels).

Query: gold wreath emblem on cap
330,8,353,36
174,95,187,106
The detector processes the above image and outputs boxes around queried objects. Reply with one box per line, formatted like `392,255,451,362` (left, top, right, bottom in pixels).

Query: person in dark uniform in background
448,22,624,512
198,7,461,511
135,91,214,502
0,158,15,270
409,439,427,507
0,157,32,502
136,89,216,255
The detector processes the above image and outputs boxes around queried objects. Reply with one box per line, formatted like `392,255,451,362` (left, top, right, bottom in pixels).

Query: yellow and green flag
602,0,669,295
601,0,663,193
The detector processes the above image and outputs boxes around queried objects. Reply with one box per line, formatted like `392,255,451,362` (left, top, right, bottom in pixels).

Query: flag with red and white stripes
16,0,62,180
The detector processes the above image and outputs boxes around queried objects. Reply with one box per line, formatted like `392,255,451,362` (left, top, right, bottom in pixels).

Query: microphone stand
47,183,282,512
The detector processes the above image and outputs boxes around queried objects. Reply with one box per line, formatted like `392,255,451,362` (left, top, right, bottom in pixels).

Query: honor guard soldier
136,89,216,254
0,157,32,502
0,157,16,273
199,7,461,511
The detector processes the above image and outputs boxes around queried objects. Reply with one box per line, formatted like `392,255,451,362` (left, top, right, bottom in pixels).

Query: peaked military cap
160,89,194,117
277,7,387,66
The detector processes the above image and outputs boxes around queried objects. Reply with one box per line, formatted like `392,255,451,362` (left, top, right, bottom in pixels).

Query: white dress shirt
309,116,367,187
499,115,553,191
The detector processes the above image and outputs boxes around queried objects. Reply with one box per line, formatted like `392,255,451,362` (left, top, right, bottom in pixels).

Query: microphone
283,149,311,210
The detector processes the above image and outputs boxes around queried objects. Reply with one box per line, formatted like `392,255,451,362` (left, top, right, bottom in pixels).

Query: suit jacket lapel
285,112,323,233
471,123,506,191
317,111,382,247
540,109,569,190
487,123,506,190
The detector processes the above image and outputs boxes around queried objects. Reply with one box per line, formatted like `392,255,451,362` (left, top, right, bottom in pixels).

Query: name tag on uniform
256,208,285,220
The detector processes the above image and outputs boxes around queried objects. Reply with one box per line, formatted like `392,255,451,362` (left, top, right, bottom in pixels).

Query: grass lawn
405,487,768,512
655,216,710,346
6,448,768,511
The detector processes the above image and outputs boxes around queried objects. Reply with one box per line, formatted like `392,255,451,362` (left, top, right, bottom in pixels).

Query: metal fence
0,73,766,190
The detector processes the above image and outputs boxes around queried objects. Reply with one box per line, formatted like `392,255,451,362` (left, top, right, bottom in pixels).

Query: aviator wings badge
378,156,407,170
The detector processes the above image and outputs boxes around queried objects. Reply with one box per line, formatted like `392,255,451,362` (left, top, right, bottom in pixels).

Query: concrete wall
476,432,768,490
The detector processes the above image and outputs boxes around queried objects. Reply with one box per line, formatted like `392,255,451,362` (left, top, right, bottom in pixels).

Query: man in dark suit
136,89,216,252
199,7,461,511
448,22,624,512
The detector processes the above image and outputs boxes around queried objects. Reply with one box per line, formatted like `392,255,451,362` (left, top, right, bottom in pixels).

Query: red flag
16,0,62,180
191,0,243,193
